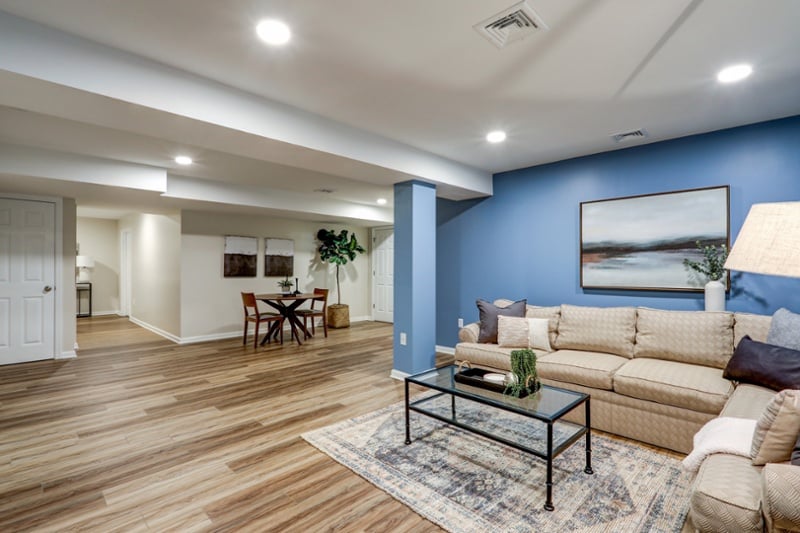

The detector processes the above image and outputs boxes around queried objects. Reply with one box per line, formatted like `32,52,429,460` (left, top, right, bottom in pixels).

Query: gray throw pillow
767,308,800,351
476,299,527,344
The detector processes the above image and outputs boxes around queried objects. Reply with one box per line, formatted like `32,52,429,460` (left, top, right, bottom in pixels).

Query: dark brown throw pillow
476,299,527,344
793,432,800,466
723,335,800,391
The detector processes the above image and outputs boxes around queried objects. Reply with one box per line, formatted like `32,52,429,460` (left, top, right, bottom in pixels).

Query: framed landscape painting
580,186,729,291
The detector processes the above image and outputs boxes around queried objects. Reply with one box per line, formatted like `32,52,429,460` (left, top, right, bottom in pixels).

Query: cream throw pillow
497,316,552,351
751,389,800,465
497,316,528,347
527,318,552,352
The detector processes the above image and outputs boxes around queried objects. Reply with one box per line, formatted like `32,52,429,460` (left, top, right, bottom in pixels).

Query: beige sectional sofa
455,300,800,532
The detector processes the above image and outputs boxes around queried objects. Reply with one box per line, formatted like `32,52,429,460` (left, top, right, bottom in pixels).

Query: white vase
704,280,726,312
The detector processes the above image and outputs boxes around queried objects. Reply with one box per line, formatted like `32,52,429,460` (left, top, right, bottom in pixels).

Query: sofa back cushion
554,304,636,358
734,312,772,347
634,308,734,369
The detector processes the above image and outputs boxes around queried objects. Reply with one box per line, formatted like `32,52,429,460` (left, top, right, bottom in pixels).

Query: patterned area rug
303,395,693,532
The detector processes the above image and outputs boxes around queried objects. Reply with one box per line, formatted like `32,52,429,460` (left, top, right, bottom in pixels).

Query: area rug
303,395,693,532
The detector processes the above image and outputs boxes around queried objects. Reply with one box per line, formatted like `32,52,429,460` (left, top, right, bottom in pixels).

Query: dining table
255,292,324,346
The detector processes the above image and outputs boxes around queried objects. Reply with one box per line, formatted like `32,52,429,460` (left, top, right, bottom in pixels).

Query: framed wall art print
580,185,729,291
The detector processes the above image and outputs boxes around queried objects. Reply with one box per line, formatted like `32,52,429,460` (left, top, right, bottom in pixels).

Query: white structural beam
0,11,492,199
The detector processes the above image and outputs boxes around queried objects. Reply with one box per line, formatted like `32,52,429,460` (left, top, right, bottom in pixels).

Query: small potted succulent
277,276,294,295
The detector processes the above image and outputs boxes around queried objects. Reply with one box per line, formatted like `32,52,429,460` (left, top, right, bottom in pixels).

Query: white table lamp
76,255,95,282
724,202,800,277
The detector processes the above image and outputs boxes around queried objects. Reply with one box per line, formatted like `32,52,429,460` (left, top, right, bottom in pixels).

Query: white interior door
0,198,56,364
372,227,393,323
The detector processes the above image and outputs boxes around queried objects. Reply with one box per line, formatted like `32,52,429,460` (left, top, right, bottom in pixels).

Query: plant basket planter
327,304,350,329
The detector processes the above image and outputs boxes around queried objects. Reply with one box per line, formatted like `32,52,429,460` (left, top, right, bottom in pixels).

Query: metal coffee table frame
404,365,593,511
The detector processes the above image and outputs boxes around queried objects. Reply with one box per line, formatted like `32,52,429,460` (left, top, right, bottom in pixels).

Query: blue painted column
393,180,437,377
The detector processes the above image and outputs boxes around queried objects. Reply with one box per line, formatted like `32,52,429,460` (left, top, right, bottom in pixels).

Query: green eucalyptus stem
683,240,728,282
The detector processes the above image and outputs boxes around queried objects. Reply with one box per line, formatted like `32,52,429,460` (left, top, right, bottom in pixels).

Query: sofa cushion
721,383,777,419
767,307,800,350
634,308,734,369
723,336,800,391
613,358,732,414
554,304,636,358
476,299,526,343
455,343,514,371
751,389,800,466
690,453,764,533
734,312,772,347
537,350,628,391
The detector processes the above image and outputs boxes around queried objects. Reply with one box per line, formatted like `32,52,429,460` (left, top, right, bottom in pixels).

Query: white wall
180,210,370,341
76,217,119,315
119,213,181,339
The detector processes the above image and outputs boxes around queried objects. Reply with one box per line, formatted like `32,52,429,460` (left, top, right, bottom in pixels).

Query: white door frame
0,193,65,359
370,225,394,323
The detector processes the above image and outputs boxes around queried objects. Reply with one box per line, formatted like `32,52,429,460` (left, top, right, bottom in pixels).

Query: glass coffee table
405,364,592,511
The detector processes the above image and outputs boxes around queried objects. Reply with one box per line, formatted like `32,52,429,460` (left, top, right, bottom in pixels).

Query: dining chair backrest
313,288,329,311
241,292,258,316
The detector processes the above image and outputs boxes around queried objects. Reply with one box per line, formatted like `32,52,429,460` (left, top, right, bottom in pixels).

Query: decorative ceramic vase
704,280,725,312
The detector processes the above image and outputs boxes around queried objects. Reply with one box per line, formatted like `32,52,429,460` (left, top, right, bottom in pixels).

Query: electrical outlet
458,318,464,328
400,332,407,346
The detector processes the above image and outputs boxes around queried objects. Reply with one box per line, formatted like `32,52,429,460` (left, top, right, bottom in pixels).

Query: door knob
44,285,53,293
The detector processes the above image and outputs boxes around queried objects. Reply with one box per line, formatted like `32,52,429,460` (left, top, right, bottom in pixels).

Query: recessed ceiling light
377,198,388,205
256,19,291,45
717,64,752,83
486,130,507,143
174,155,193,165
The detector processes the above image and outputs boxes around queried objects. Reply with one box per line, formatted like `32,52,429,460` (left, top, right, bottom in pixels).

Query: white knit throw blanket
682,416,757,473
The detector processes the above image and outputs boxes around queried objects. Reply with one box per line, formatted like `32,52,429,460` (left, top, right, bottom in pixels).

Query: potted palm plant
316,229,365,328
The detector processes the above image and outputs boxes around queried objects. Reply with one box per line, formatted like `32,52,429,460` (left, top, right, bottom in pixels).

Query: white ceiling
0,0,798,222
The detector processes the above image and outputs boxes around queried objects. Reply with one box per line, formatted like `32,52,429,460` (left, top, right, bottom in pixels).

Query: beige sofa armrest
458,322,480,343
762,463,800,532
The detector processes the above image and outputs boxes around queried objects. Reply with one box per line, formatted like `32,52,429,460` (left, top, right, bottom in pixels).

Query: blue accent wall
437,116,800,347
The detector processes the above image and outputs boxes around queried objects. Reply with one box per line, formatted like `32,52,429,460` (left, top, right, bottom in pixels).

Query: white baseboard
436,345,455,355
57,350,77,359
128,316,181,344
128,316,378,345
390,368,409,381
179,331,242,345
91,310,120,317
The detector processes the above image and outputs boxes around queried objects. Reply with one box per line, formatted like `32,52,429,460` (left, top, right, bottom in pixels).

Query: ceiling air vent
474,1,548,49
611,129,648,143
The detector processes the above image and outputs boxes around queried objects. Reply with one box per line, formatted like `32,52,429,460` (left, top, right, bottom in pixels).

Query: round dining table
255,292,323,346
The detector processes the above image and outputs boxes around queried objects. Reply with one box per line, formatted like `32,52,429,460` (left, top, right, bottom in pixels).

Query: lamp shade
724,202,800,278
76,255,95,269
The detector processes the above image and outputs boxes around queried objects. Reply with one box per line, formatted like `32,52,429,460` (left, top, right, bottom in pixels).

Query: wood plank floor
0,316,452,532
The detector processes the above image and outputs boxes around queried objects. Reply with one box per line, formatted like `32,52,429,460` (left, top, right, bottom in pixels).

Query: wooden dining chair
241,292,284,347
295,288,329,338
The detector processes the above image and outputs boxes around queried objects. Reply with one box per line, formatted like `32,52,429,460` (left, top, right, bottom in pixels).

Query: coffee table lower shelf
404,369,593,511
